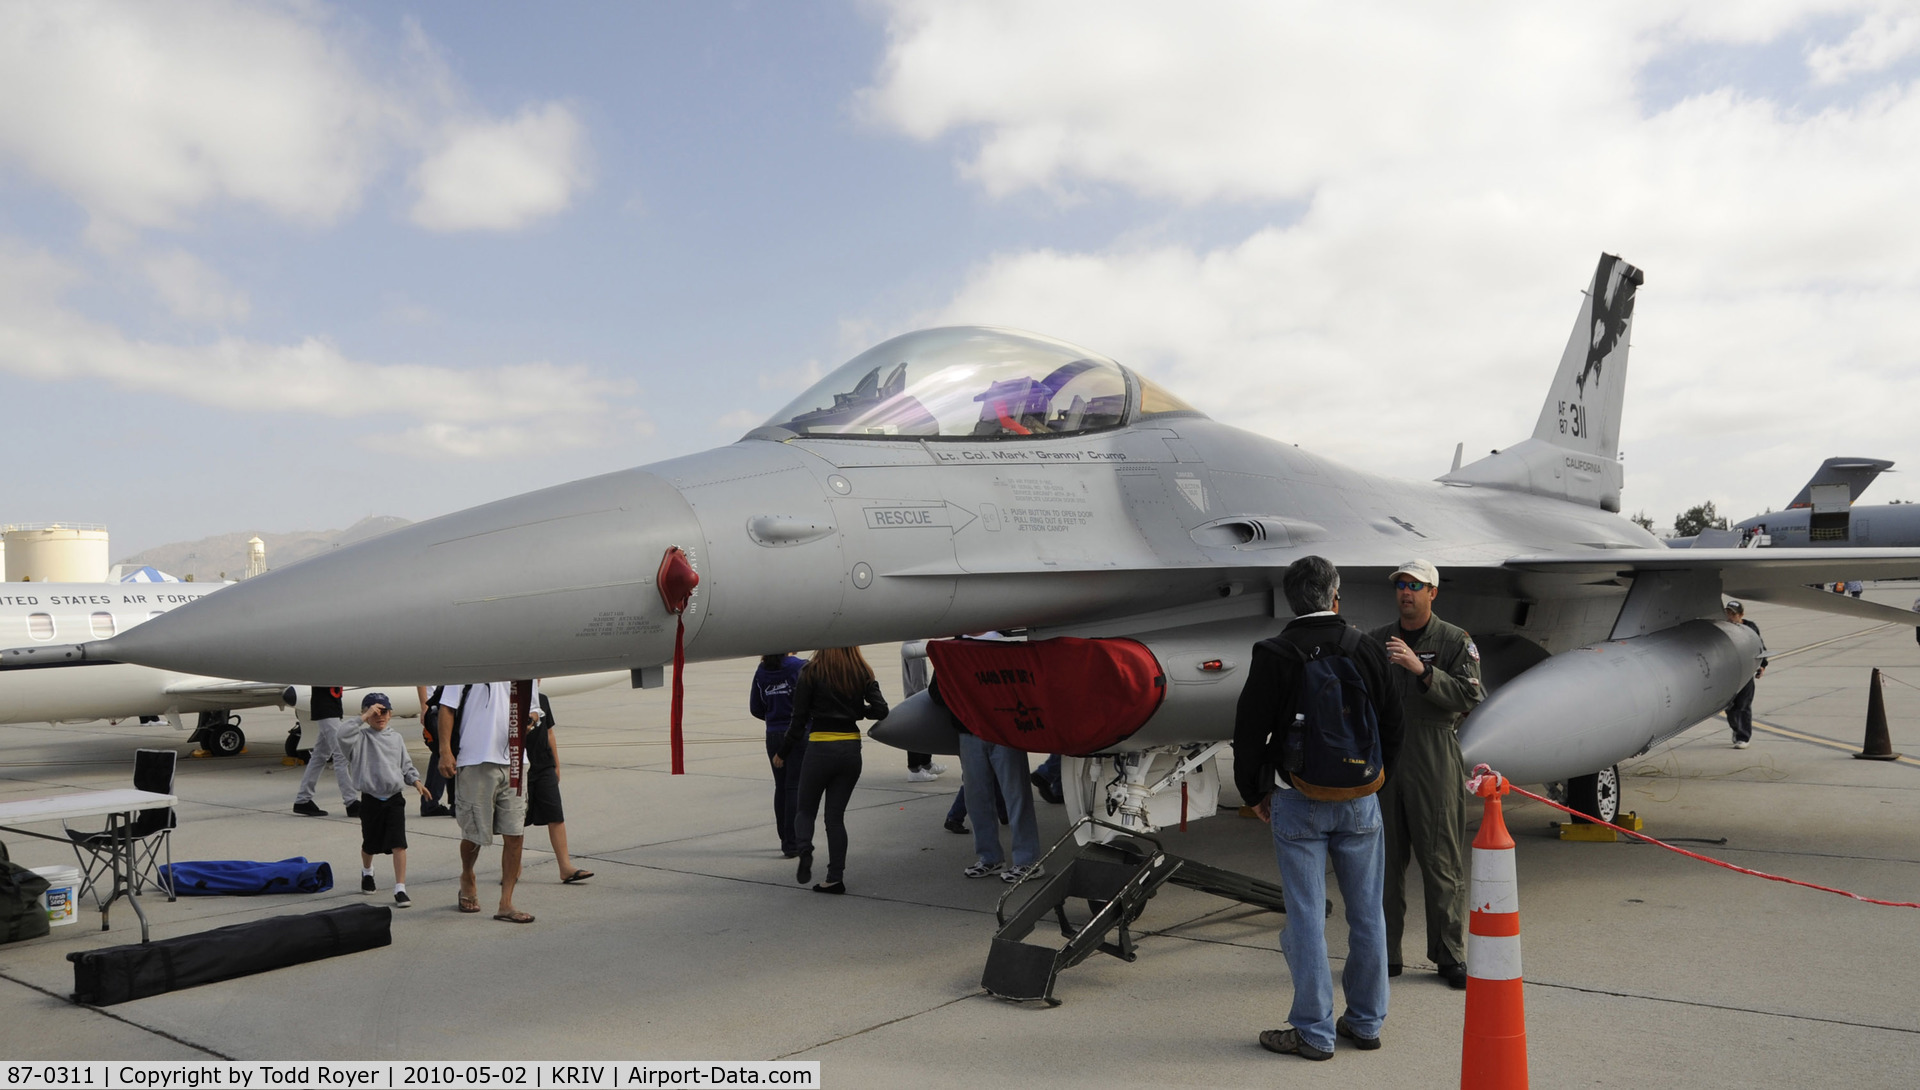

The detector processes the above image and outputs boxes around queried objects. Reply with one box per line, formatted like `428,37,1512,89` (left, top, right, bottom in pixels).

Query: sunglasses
1393,580,1431,591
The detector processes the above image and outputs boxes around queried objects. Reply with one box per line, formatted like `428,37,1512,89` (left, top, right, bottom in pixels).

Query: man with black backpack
1233,555,1404,1061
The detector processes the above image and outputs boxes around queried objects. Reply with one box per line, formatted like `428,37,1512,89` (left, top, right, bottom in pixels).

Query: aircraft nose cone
102,468,702,686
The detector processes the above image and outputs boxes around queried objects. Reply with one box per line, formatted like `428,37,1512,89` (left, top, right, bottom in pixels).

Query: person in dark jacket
1232,555,1405,1061
774,647,888,893
751,653,809,856
1723,600,1768,748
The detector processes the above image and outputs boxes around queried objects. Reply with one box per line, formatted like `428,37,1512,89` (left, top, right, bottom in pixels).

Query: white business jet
0,581,279,755
1,582,628,758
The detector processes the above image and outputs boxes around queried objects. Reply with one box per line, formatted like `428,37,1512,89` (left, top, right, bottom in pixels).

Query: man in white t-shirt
436,681,542,923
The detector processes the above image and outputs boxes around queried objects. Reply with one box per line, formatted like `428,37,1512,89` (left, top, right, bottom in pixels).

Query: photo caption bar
1,1062,821,1090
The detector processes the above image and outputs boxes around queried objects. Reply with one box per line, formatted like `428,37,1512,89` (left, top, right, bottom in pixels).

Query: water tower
4,523,110,582
245,536,267,579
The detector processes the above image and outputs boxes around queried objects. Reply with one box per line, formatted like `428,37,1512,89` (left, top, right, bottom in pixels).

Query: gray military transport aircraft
1725,456,1920,552
15,254,1920,834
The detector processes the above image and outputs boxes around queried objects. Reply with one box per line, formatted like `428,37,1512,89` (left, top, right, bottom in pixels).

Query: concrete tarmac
2,597,1918,1087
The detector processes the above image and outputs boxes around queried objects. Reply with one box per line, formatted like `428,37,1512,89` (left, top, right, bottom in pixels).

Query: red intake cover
657,546,699,614
927,637,1166,756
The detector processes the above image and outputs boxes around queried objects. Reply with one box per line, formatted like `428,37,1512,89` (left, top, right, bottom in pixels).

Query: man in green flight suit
1368,559,1484,989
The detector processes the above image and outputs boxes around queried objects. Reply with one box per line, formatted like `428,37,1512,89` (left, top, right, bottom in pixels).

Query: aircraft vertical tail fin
1530,253,1640,461
1440,254,1642,512
1784,457,1893,509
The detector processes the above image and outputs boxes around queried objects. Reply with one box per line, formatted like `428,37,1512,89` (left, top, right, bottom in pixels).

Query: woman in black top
526,693,592,883
774,647,889,893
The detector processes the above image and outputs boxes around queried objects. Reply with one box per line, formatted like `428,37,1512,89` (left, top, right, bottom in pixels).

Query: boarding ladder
982,816,1296,1006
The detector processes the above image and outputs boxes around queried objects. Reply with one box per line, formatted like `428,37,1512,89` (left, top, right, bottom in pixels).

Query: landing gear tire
204,723,245,757
192,711,246,757
1567,764,1621,824
285,728,310,763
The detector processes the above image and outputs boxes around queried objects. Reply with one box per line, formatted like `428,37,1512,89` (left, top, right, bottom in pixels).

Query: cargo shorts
454,763,527,846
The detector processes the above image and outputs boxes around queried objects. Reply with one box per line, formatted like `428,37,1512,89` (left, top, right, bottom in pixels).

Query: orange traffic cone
1855,668,1902,761
1462,770,1527,1089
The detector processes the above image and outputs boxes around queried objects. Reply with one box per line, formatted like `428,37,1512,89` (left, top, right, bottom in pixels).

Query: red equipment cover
926,637,1166,755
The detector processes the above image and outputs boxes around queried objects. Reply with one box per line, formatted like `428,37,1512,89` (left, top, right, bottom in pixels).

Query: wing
160,678,295,701
1503,547,1920,624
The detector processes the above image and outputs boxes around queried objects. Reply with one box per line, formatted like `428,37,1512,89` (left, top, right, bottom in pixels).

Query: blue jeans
1726,680,1755,744
1035,753,1062,796
946,776,1008,825
957,733,1039,867
1269,788,1388,1053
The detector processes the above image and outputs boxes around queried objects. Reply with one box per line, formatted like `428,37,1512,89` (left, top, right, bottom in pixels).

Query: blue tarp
158,857,333,895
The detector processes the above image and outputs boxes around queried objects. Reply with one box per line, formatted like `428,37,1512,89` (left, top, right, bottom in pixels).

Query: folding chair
65,749,178,903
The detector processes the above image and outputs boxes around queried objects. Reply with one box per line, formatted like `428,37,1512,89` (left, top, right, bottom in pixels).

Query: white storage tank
4,523,110,582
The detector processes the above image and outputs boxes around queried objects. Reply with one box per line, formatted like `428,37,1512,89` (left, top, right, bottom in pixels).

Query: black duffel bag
68,903,391,1005
0,841,52,945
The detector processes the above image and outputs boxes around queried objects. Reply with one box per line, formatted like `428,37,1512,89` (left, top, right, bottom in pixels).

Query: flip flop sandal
493,910,536,924
458,895,481,913
562,870,594,884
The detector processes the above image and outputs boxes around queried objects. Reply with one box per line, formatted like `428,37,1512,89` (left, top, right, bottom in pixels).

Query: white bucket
30,865,80,927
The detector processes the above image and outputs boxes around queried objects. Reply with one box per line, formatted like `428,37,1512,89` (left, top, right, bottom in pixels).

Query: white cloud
712,409,763,433
0,0,392,231
864,0,1920,525
141,249,250,324
0,242,644,458
410,104,591,232
0,1,592,238
1808,7,1920,83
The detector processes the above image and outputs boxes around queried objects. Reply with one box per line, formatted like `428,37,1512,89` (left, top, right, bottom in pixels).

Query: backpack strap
1336,626,1363,656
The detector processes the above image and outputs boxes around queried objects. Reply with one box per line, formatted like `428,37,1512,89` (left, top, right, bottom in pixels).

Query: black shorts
359,792,408,855
524,765,564,826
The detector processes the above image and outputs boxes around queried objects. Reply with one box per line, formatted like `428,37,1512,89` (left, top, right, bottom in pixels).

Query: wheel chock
1554,811,1642,841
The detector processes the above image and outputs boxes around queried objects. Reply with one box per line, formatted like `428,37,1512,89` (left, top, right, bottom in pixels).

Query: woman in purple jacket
751,653,809,857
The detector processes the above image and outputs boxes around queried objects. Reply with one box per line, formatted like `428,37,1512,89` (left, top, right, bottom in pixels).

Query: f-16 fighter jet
25,255,1920,834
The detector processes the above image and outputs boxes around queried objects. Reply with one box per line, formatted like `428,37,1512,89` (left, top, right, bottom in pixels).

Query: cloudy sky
5,0,1920,558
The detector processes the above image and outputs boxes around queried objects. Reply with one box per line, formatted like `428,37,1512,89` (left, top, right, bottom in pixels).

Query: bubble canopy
757,327,1191,440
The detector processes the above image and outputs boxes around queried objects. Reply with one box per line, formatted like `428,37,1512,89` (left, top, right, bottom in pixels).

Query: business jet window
28,613,54,640
762,327,1134,439
90,611,116,638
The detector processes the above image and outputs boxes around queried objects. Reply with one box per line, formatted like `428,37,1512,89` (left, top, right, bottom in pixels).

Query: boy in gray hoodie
339,693,432,906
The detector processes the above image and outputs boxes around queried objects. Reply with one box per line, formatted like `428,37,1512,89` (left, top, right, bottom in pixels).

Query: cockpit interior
757,326,1196,440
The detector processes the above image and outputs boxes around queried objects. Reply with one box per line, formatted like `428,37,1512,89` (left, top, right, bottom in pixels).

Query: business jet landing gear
1566,763,1621,824
285,727,311,762
1062,743,1227,843
191,710,246,757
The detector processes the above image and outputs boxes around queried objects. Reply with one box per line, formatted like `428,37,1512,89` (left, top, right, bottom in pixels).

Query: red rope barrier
1467,765,1920,909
